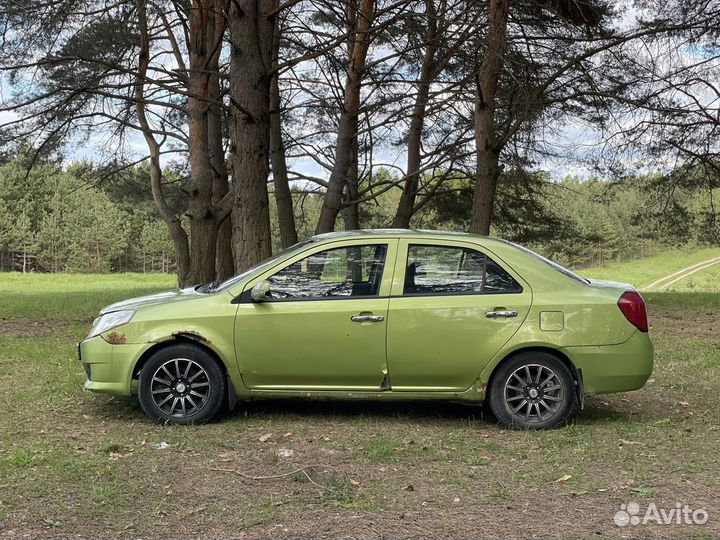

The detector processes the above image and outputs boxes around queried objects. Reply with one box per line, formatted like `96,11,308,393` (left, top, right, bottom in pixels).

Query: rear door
386,239,532,391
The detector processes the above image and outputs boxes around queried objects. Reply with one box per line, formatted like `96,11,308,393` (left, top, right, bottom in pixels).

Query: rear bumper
561,331,654,395
78,336,148,396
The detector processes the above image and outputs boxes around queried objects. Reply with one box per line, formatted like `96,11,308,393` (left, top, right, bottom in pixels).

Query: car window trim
399,289,523,298
234,290,524,304
401,242,523,297
234,292,391,304
235,241,391,303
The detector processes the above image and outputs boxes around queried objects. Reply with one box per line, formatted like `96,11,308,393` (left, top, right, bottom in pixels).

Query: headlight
88,310,135,338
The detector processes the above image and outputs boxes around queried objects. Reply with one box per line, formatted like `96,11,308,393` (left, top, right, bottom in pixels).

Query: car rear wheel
488,351,576,429
138,343,226,425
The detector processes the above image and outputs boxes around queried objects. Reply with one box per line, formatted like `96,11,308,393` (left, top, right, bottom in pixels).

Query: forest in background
1,149,717,279
3,0,720,286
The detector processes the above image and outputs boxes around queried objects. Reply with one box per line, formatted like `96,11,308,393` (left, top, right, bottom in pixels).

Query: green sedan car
79,230,653,429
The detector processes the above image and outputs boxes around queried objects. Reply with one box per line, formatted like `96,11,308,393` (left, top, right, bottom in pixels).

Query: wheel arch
131,334,238,407
485,346,584,407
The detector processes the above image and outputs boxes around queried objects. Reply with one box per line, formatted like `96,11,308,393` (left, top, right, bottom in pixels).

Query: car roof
311,229,513,249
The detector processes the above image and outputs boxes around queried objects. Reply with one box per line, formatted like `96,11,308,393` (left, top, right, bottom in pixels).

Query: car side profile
78,230,653,429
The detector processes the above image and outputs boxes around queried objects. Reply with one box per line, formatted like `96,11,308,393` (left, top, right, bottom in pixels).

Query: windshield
509,242,589,284
214,239,314,292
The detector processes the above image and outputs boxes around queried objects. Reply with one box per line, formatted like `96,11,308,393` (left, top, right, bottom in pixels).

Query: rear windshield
509,242,589,285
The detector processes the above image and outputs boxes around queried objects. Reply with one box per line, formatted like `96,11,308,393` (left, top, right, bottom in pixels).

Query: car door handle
351,315,385,323
485,310,518,319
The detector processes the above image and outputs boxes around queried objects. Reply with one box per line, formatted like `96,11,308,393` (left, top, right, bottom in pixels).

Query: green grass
577,246,720,289
362,440,397,462
661,266,720,293
0,272,176,320
0,266,719,538
571,245,720,310
645,291,720,310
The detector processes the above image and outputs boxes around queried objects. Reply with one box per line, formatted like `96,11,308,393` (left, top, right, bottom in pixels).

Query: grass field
660,265,720,294
577,246,720,290
1,255,719,539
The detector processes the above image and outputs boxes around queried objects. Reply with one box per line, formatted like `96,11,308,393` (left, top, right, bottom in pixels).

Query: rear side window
509,241,589,284
403,244,522,296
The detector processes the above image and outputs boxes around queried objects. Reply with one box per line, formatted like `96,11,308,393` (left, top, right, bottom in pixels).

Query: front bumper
561,331,654,395
78,335,149,395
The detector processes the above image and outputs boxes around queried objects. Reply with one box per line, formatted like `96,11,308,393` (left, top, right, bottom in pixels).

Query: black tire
138,343,226,425
488,351,576,430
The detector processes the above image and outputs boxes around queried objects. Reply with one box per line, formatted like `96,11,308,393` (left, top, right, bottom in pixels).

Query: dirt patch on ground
649,309,720,345
0,318,67,337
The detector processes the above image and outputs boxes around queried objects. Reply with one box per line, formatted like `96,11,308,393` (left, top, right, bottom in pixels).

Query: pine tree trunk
393,0,437,229
215,214,234,279
342,126,360,230
209,72,234,281
207,0,235,281
185,0,221,285
227,0,274,271
315,0,375,234
270,15,298,248
469,0,508,236
470,149,501,235
135,0,191,287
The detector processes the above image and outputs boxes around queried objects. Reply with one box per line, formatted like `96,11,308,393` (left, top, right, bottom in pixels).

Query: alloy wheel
149,357,211,418
503,363,565,424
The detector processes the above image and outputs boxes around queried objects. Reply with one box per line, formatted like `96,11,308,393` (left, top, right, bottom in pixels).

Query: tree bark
135,0,191,286
342,126,360,230
186,0,219,285
211,92,235,281
315,0,375,234
207,0,235,281
469,0,509,236
393,0,438,229
340,2,361,232
227,0,274,271
270,12,298,248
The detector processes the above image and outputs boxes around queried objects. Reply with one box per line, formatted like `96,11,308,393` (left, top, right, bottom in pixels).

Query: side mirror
250,281,271,302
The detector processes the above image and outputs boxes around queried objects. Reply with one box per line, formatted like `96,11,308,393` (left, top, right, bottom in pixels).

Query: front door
235,240,397,391
386,240,532,391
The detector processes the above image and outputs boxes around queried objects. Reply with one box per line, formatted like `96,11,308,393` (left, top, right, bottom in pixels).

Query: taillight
617,291,648,332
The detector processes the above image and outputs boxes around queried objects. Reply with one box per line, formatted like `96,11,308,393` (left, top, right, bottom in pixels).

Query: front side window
403,244,522,295
217,239,313,291
266,244,387,300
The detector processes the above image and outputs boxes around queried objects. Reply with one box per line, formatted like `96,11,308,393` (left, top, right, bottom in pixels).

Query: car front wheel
488,351,576,429
138,343,226,425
